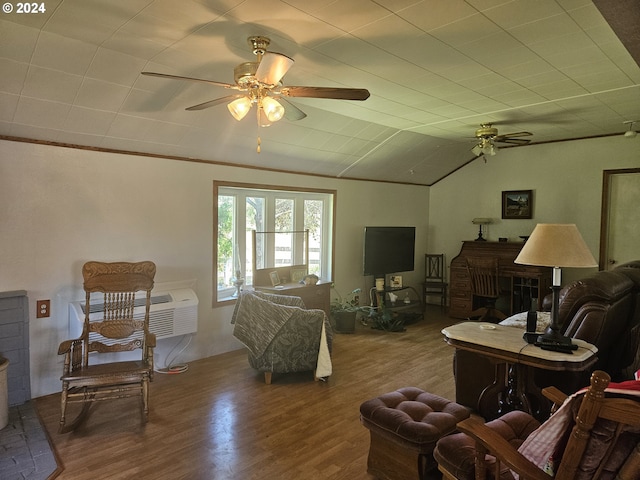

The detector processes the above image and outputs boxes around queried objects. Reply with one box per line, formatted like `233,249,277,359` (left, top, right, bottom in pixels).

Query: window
214,182,335,305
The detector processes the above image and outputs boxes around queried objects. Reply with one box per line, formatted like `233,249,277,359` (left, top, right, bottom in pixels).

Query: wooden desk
254,282,331,317
449,241,552,318
442,322,598,420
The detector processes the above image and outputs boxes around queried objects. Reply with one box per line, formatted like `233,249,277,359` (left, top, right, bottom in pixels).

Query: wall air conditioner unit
68,288,198,343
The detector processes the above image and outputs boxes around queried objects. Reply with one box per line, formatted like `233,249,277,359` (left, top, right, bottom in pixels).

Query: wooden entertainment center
449,241,552,319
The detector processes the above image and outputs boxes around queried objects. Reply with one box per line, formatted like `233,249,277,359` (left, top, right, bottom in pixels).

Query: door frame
599,167,640,270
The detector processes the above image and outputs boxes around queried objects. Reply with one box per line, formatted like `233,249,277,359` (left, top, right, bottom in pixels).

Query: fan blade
186,94,245,111
141,71,239,90
496,138,532,145
255,52,294,86
278,98,307,121
496,131,533,139
280,86,370,101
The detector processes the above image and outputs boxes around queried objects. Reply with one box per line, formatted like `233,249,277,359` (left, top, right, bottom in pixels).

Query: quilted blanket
231,291,332,378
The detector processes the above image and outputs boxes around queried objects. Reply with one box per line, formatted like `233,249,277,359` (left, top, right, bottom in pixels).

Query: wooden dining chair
57,260,156,433
423,253,448,312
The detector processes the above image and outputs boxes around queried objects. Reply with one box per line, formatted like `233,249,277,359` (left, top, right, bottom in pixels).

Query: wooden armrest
58,338,82,355
456,417,552,480
542,386,568,407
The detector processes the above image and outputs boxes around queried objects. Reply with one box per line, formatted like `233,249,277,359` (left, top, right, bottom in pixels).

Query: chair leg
59,383,68,432
141,377,149,424
264,372,272,385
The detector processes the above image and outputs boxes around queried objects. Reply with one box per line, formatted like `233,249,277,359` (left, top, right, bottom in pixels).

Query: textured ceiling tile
0,20,39,62
21,66,83,104
13,97,72,129
0,58,29,95
63,107,117,135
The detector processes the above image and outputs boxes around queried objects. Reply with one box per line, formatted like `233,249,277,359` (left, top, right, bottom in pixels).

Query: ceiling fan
142,36,370,151
471,123,533,158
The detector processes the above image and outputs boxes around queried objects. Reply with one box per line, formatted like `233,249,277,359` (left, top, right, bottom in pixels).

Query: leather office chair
423,253,448,312
466,256,506,322
434,370,640,480
57,261,156,433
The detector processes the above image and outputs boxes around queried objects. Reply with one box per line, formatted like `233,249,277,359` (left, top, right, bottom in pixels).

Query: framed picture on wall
502,190,533,219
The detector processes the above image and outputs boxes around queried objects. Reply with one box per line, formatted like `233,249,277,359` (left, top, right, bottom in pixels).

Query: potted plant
330,287,361,333
369,305,406,332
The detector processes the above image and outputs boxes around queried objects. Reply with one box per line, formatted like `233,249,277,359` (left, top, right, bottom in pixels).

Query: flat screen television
363,226,416,276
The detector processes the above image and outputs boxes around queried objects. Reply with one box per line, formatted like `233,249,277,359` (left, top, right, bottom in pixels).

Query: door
600,169,640,270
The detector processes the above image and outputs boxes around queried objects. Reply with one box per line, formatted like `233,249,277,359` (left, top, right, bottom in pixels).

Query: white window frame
214,181,336,306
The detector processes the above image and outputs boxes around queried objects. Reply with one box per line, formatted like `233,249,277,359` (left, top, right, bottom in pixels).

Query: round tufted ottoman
360,387,470,480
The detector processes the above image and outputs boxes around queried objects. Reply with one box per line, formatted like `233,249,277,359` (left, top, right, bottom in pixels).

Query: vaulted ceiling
1,0,639,185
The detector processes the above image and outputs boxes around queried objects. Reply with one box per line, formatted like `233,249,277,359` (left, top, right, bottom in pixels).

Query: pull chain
256,106,261,153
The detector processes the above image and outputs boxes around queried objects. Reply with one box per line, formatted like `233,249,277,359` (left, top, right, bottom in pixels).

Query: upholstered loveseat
453,260,640,417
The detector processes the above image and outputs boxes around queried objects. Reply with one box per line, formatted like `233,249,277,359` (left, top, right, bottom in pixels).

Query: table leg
520,366,552,422
505,364,531,413
478,362,539,420
477,362,508,420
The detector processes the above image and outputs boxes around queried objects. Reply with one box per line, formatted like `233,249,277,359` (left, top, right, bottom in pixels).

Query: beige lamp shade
515,224,597,268
472,218,492,225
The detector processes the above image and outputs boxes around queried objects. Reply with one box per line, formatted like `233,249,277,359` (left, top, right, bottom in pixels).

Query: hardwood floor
35,306,457,480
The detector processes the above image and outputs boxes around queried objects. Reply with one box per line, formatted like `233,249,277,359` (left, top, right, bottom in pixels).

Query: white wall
428,135,640,287
0,139,429,398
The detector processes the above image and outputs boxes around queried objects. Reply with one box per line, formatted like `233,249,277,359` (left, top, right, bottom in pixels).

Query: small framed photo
269,271,280,286
502,190,533,219
390,275,403,288
290,266,308,284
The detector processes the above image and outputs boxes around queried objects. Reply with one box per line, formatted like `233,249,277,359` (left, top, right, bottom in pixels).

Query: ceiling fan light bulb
481,144,497,156
472,144,483,156
227,97,252,121
624,129,637,138
261,96,284,122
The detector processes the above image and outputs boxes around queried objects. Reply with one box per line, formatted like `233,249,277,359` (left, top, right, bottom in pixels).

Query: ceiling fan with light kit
471,123,533,160
142,36,370,152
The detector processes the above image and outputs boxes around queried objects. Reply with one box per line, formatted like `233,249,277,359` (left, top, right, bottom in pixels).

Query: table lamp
514,224,597,347
472,218,491,241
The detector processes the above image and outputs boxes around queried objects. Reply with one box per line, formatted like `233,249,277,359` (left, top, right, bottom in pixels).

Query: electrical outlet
37,299,50,318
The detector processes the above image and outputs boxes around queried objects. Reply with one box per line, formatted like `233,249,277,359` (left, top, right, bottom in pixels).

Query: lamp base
475,225,487,241
536,331,572,346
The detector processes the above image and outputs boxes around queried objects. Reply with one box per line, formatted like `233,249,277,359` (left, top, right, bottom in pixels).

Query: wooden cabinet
254,282,331,317
449,241,552,319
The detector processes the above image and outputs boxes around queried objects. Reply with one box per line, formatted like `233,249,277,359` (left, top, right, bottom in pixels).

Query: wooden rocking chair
57,261,156,433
